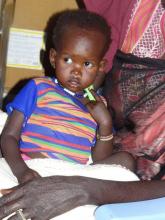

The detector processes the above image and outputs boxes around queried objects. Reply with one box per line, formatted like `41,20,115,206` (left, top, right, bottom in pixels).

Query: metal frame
0,0,15,107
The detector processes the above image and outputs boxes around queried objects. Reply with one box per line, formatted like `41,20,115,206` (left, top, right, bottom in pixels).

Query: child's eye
84,61,94,68
64,57,72,64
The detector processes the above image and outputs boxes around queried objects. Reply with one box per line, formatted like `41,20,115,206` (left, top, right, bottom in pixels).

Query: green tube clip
84,85,96,101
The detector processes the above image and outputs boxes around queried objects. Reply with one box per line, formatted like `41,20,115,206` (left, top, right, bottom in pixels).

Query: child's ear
98,59,107,73
49,48,57,68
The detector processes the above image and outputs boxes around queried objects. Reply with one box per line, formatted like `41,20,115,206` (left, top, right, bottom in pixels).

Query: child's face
50,26,106,93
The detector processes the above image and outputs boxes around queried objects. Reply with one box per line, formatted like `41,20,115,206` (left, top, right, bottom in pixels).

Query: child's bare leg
93,151,136,172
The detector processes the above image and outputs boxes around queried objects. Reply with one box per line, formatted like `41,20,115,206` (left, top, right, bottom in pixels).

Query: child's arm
0,110,40,183
92,121,113,162
83,91,113,162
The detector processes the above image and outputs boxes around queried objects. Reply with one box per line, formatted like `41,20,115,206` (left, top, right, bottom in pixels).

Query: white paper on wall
7,28,44,70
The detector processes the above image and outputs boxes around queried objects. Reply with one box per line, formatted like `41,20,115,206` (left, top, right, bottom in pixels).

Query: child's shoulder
32,77,55,86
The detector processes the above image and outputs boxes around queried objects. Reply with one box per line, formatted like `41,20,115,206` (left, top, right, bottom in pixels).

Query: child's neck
54,78,84,98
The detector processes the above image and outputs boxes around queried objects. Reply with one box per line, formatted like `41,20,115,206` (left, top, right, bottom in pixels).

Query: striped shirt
7,77,97,164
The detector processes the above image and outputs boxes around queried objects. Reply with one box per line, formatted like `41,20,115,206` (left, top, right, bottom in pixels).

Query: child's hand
82,90,112,129
17,168,41,184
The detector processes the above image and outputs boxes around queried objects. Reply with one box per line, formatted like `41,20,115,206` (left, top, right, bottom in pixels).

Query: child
1,9,134,185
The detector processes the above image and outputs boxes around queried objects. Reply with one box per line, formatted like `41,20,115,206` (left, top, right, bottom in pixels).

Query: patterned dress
85,0,165,179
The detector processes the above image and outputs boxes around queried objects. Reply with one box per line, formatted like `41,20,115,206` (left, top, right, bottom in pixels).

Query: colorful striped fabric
8,77,97,164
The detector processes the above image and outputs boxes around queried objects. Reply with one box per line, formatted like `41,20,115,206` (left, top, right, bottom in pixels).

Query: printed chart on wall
7,28,44,70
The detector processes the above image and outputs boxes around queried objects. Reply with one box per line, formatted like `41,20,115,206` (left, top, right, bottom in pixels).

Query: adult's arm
83,0,113,14
0,176,165,219
84,0,140,74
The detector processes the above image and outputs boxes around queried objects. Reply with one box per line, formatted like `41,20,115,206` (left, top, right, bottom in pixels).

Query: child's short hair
52,9,111,56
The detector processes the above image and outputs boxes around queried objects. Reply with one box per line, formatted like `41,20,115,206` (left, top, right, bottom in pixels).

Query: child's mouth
69,79,80,88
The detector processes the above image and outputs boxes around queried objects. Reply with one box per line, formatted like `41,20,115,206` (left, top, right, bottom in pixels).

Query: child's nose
71,63,82,76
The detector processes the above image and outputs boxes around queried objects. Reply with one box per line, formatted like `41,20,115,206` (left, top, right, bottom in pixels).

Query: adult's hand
17,167,41,184
0,176,91,220
1,175,165,220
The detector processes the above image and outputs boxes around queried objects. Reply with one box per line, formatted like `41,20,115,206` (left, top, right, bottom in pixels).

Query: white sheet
0,110,7,133
0,158,139,220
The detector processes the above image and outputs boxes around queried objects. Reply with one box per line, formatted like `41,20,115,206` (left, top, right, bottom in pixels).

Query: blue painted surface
95,197,165,220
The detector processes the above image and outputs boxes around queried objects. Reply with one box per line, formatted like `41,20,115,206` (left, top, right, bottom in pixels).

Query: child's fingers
80,90,103,107
90,90,102,102
0,188,14,195
80,96,93,106
82,90,102,105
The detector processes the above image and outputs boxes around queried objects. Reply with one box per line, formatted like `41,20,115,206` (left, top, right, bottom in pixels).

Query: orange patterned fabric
121,0,160,53
122,0,165,58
